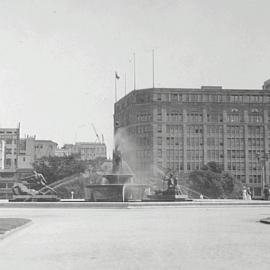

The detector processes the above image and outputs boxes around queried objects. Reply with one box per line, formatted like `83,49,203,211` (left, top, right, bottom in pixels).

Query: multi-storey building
114,80,270,197
73,142,107,161
0,127,20,199
0,128,58,199
0,127,20,170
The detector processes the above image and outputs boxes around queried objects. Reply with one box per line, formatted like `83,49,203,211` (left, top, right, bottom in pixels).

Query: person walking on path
242,187,247,200
264,186,270,200
246,187,252,200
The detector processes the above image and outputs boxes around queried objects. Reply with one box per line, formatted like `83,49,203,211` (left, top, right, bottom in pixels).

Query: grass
0,218,31,235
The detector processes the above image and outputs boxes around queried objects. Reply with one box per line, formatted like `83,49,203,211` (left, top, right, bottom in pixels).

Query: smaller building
0,127,20,170
34,140,57,159
18,136,36,169
74,142,107,161
55,144,74,157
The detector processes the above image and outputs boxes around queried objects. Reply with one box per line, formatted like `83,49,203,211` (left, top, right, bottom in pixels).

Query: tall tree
187,162,242,199
33,155,87,184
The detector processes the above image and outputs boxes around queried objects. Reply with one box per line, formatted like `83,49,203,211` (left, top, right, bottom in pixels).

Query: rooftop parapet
201,86,223,90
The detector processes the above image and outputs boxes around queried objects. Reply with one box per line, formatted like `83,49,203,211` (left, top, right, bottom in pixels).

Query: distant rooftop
75,142,105,145
35,140,57,145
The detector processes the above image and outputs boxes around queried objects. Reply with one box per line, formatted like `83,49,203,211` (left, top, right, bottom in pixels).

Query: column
203,108,208,165
223,110,228,171
244,110,249,185
183,109,187,172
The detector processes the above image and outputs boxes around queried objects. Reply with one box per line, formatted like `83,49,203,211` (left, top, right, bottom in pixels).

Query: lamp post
256,152,269,196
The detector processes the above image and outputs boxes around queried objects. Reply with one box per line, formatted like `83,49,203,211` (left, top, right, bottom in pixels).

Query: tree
187,162,242,199
33,155,87,184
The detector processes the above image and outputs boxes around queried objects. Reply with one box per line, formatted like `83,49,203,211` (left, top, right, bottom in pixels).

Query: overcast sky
0,0,270,156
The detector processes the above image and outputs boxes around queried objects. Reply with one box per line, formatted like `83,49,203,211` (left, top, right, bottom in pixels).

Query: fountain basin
85,184,147,202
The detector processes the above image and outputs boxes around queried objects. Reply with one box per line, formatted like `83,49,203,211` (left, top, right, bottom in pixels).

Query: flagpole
115,73,117,102
124,72,127,95
133,52,136,90
152,49,155,88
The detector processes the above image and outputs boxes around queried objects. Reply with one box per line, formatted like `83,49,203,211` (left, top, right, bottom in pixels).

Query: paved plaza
0,205,270,270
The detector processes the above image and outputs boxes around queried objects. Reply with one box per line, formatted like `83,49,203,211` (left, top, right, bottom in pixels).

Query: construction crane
91,123,101,143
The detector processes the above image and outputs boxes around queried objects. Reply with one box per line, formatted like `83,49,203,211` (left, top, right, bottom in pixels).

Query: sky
0,0,270,156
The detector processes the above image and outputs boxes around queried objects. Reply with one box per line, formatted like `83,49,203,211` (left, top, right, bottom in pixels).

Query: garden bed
0,218,31,236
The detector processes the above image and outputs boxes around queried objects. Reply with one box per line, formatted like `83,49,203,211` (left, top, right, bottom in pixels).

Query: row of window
227,150,245,159
136,125,152,134
0,131,17,134
187,126,203,134
137,113,152,122
227,138,245,147
227,126,244,135
166,125,183,134
165,149,183,159
0,182,13,189
166,112,183,122
207,138,223,147
166,137,182,146
166,162,184,171
163,125,265,136
153,136,268,148
187,150,204,160
207,126,223,134
248,138,265,147
248,126,264,135
158,113,266,123
249,175,262,184
136,150,152,159
155,93,269,104
187,137,203,147
228,162,245,171
207,150,224,160
153,148,270,161
136,137,151,146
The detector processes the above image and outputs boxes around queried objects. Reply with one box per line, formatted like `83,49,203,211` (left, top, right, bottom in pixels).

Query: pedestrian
264,186,270,200
200,194,204,199
263,186,269,201
242,187,247,200
246,187,252,200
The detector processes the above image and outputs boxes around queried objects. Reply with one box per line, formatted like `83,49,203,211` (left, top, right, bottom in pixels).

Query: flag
115,72,120,80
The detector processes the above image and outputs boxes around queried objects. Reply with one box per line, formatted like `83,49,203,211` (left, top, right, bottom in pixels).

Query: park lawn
0,218,31,235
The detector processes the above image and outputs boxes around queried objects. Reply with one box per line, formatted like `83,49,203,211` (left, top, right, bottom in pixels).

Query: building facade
0,127,20,199
0,129,58,199
73,142,107,161
114,81,270,197
34,140,57,159
18,136,36,169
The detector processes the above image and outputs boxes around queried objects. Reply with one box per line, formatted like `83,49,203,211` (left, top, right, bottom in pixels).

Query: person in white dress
242,187,247,200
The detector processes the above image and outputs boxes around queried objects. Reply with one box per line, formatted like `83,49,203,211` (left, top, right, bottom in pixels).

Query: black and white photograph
1,0,270,269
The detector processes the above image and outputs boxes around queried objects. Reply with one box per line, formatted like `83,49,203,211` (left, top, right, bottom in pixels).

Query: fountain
145,172,192,201
84,146,147,202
